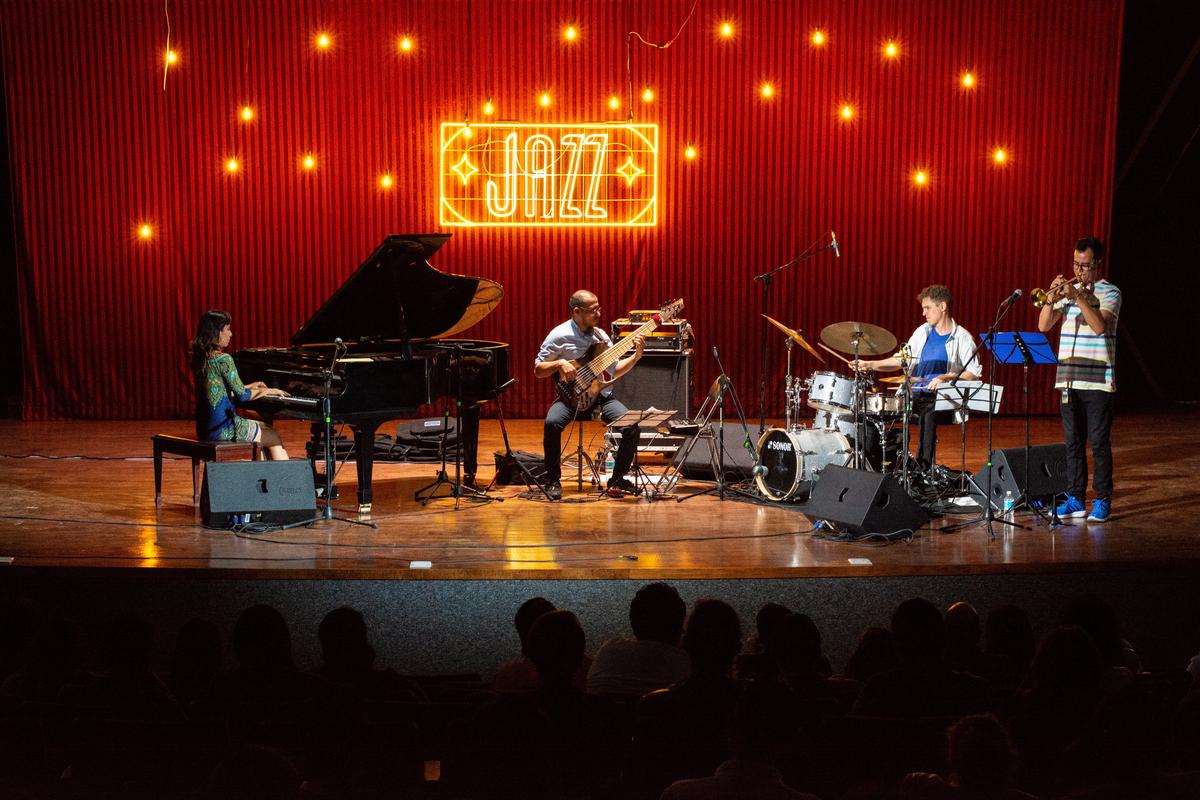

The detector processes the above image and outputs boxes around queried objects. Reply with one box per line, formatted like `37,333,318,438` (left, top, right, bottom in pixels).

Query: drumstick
817,342,856,366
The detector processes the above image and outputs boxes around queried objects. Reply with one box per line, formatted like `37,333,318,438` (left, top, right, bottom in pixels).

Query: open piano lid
292,233,503,345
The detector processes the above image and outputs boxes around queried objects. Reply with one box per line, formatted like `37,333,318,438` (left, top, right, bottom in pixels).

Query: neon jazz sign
439,123,658,227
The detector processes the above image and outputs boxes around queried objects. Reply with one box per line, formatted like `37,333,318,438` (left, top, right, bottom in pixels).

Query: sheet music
933,381,1003,414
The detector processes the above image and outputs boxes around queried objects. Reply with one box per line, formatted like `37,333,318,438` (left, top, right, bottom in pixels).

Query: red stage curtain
1,1,1122,419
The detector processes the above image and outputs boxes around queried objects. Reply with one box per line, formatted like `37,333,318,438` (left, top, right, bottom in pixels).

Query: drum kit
755,315,918,502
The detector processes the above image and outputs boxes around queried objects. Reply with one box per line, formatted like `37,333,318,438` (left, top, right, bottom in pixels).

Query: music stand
985,332,1061,526
605,408,676,496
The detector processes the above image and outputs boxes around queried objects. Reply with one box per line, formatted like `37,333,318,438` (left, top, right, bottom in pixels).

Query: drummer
855,285,981,471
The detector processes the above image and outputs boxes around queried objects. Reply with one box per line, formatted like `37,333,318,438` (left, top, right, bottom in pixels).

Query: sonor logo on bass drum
767,441,793,452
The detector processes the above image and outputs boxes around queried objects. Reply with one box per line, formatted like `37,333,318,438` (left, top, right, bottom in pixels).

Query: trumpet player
1037,236,1121,522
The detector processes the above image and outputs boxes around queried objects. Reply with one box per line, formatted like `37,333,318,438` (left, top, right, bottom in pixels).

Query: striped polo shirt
1053,279,1121,392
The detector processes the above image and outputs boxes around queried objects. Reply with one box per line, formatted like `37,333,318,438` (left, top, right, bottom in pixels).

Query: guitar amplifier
612,317,693,352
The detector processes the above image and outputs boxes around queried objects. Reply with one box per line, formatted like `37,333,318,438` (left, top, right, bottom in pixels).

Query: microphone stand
754,232,838,434
942,293,1025,539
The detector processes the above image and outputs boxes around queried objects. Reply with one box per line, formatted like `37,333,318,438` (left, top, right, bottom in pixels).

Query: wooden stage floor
1,409,1198,580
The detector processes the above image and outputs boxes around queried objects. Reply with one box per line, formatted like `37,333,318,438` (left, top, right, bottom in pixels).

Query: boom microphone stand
754,230,840,434
942,291,1025,539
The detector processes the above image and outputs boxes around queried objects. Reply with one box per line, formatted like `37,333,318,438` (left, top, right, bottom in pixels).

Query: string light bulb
760,82,775,99
641,87,655,103
225,157,240,174
483,99,495,115
379,173,394,189
165,49,178,66
884,40,899,59
138,223,153,240
684,145,697,160
538,91,552,108
608,95,620,110
992,148,1008,164
240,105,254,122
719,21,734,38
563,25,579,43
913,169,929,187
302,154,316,170
839,103,855,121
398,35,414,53
316,33,331,49
811,30,827,46
961,71,975,89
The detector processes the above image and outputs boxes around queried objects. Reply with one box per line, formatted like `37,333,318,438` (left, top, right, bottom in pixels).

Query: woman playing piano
191,309,290,460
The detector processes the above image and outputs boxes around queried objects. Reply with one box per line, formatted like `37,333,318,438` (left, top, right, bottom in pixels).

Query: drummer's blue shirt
914,327,951,392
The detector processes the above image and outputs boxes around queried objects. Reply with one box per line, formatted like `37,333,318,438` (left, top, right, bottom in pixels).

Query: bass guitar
554,298,685,411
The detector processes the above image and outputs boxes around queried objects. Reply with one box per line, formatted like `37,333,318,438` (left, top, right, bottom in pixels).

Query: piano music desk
152,434,259,507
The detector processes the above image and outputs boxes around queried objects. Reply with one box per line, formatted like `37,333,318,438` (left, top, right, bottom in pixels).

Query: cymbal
820,321,898,357
878,375,906,384
761,314,824,363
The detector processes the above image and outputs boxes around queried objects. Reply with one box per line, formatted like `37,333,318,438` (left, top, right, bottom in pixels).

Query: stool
152,434,259,507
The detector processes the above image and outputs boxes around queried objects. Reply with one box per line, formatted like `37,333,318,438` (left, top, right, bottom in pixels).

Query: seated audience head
317,606,375,672
682,599,742,675
772,613,824,673
1057,592,1123,667
944,601,980,646
844,626,900,681
629,582,686,645
947,713,1015,789
102,613,155,676
891,597,945,666
983,604,1035,669
754,602,791,653
232,604,294,674
514,596,556,655
204,744,302,800
1030,625,1103,698
525,610,585,689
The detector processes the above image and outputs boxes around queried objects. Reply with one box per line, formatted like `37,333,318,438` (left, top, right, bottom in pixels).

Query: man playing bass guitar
535,290,646,500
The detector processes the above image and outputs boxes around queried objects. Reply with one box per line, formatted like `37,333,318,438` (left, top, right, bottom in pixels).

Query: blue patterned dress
195,353,257,441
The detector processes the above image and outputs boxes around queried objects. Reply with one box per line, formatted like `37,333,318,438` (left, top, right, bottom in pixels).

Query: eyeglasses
577,304,601,314
1072,261,1096,270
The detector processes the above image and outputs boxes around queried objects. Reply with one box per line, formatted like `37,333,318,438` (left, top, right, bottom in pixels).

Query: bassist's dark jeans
543,395,639,483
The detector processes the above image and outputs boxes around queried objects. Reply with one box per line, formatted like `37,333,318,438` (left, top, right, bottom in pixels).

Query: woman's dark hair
190,309,231,377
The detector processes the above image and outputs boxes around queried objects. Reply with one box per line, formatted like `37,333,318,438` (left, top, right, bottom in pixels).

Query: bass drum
755,428,853,501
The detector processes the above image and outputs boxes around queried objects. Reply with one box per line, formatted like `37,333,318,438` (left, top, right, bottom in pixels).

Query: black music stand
985,331,1061,526
605,408,676,497
415,345,500,510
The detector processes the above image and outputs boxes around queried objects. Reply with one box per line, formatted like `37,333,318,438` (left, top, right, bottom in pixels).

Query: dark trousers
910,393,955,468
543,395,640,483
1060,388,1114,498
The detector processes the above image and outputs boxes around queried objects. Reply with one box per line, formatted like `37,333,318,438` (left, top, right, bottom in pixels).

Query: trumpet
1031,280,1098,308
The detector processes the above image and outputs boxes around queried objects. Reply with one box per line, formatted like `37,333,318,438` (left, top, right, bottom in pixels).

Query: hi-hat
762,315,824,362
820,321,898,356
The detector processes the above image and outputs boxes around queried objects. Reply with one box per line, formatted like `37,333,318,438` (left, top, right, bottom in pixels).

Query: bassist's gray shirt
535,318,615,398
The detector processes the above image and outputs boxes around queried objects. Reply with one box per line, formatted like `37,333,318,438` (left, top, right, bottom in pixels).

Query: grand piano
236,233,509,512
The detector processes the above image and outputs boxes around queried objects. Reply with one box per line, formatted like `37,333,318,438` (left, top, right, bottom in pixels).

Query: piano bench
152,435,259,507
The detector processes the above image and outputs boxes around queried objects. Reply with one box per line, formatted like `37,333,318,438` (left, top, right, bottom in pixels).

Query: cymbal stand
942,294,1024,538
676,346,763,503
850,334,869,470
783,338,797,431
754,231,838,434
415,345,499,510
897,345,915,490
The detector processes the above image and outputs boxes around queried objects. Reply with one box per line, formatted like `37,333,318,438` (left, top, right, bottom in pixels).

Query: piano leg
350,422,380,513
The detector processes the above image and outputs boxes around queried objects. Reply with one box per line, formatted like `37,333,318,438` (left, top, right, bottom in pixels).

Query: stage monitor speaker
679,424,758,481
201,460,317,527
970,443,1067,506
610,351,692,420
802,465,930,536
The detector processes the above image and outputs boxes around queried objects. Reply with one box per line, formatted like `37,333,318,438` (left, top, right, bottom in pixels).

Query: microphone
752,464,769,478
830,230,840,258
1003,289,1022,305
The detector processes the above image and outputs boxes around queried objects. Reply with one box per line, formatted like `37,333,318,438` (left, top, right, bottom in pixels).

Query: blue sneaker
1087,497,1111,522
1055,494,1087,518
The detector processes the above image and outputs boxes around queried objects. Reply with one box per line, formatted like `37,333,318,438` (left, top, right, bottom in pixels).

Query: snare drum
865,392,904,416
807,371,856,415
755,427,853,501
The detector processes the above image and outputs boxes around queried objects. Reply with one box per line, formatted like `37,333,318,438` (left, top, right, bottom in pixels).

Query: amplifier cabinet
609,351,693,420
